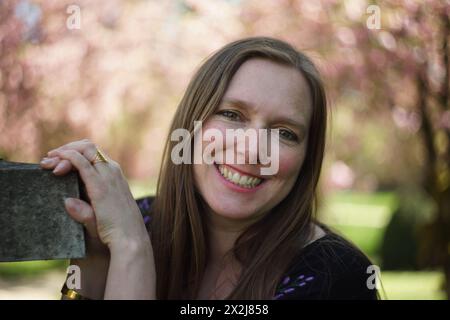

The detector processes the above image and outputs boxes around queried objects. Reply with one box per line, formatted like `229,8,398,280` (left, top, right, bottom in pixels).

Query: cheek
277,147,306,179
201,119,234,143
198,120,237,159
201,120,226,148
192,120,226,183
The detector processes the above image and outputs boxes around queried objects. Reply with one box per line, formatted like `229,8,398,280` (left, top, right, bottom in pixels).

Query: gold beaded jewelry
61,283,91,300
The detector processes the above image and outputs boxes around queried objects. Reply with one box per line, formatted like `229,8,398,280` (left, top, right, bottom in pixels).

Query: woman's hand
40,139,149,250
41,139,156,299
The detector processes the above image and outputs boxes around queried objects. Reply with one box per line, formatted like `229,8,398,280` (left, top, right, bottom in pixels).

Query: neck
205,212,244,265
203,204,264,265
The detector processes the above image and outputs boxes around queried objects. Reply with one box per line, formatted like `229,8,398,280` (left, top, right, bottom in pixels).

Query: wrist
108,231,152,258
104,233,157,299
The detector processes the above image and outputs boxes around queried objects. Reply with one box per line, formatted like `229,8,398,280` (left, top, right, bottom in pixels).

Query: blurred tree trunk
417,11,450,299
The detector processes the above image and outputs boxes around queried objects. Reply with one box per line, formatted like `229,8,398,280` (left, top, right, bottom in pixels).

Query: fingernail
53,162,64,173
40,158,52,165
64,198,79,211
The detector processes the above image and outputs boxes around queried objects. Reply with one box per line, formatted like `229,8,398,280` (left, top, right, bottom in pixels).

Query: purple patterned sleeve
273,273,316,299
136,196,154,228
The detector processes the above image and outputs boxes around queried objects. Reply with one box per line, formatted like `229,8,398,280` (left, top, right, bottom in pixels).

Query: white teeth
239,175,248,185
217,164,262,188
232,172,240,183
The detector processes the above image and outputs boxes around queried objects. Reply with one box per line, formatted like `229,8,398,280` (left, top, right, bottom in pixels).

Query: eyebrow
221,97,307,132
222,98,256,111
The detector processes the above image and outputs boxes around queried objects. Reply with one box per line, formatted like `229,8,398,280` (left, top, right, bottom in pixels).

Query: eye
216,109,242,121
279,128,298,142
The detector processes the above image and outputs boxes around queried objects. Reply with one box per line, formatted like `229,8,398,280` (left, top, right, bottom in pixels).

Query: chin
209,198,260,220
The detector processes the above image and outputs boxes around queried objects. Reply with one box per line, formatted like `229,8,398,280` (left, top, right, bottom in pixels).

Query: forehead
223,58,312,121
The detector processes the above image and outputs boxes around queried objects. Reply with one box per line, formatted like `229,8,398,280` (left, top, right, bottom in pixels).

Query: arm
101,196,156,299
104,233,156,299
62,229,156,300
63,231,156,300
65,197,155,300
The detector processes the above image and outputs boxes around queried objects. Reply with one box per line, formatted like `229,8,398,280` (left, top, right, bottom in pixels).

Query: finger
53,159,74,175
47,140,113,176
51,149,105,200
40,156,61,168
48,139,98,163
47,139,91,155
64,198,99,239
54,146,112,177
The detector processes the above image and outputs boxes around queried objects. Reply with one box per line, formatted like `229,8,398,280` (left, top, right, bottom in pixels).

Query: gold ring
91,148,109,165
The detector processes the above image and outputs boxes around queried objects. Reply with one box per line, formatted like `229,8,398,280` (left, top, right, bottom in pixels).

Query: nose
232,124,266,166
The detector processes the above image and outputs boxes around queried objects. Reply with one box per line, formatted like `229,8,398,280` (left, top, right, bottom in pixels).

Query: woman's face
193,58,312,226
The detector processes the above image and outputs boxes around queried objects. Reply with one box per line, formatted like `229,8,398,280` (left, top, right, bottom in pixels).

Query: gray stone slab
0,159,86,262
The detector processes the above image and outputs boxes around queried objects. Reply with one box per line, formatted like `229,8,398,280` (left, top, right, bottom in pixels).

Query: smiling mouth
214,163,264,189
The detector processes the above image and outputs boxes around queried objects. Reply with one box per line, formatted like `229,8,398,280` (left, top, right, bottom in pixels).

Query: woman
40,37,378,300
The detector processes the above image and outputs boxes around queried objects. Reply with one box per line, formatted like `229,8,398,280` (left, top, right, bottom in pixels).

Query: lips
216,164,264,188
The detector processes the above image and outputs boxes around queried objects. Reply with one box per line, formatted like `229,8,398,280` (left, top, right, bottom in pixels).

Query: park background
0,0,449,299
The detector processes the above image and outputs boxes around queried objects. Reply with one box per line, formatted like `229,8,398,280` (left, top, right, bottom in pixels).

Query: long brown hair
151,36,327,299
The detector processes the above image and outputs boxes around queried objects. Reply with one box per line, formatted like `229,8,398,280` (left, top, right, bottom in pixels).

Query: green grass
318,191,398,259
380,271,446,300
330,225,384,262
318,191,447,300
0,260,68,279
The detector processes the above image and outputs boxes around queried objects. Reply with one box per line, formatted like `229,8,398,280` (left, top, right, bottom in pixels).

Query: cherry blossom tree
1,0,449,297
